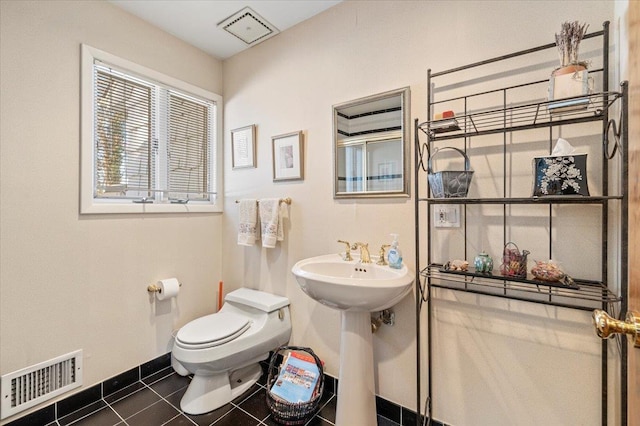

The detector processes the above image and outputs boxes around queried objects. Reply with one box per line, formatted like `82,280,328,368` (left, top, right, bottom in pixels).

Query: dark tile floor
43,366,400,426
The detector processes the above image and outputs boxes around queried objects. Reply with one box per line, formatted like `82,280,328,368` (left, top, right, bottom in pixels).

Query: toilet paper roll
156,278,180,301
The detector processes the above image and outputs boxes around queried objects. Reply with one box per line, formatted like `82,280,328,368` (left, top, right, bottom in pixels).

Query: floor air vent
1,350,82,420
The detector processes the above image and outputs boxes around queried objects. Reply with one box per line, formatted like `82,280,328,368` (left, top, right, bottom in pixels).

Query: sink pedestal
336,311,377,426
291,253,414,425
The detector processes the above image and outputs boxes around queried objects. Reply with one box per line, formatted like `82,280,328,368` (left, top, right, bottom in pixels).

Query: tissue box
532,154,589,196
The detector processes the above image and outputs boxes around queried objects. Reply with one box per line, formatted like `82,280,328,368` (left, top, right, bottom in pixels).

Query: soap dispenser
387,234,403,269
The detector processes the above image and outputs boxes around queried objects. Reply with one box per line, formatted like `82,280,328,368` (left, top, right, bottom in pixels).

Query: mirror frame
332,87,411,199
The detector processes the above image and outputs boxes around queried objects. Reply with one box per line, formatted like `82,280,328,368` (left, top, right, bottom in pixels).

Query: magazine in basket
270,352,320,403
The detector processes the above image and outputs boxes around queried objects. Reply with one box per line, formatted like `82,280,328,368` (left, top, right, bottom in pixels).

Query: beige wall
0,1,223,423
0,0,627,425
222,1,621,425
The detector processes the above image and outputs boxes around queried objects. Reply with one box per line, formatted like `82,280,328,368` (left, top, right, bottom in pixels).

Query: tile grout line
147,368,209,425
229,384,269,424
161,413,186,426
102,379,165,424
100,375,129,426
147,380,199,426
138,377,199,426
18,354,415,426
110,404,130,426
57,398,123,426
210,408,237,425
103,402,128,426
80,368,335,426
58,373,392,426
145,369,273,426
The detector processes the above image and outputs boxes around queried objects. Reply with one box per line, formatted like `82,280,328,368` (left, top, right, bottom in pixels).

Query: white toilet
171,287,291,415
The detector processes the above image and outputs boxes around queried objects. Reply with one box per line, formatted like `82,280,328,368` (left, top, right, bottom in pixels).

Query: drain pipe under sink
371,309,395,333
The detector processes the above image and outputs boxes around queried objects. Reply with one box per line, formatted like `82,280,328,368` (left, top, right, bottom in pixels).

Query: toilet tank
225,288,289,313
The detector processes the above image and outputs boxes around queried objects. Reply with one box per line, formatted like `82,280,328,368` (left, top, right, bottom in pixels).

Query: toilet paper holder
147,281,182,294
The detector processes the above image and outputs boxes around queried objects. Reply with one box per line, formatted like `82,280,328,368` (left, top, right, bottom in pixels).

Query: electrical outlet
433,204,460,228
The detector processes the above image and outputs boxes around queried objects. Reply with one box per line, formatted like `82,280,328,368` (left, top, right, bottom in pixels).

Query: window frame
80,44,223,214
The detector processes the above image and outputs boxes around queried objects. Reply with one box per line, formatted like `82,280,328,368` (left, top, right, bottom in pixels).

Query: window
81,44,222,213
336,132,403,193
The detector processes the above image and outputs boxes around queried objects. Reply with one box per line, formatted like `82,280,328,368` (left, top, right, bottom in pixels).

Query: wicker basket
266,346,324,425
499,242,530,279
427,147,474,198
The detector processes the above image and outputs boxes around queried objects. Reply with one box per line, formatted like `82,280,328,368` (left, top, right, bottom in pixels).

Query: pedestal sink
292,254,413,426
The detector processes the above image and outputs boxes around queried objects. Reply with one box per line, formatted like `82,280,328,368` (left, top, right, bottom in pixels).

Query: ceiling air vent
218,7,279,46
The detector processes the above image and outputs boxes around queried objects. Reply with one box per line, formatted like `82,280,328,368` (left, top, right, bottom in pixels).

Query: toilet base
180,363,263,415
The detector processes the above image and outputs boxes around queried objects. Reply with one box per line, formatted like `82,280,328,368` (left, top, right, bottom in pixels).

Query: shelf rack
422,265,621,312
414,21,628,426
418,90,622,141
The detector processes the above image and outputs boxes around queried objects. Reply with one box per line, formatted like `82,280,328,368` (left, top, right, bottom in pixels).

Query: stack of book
269,351,320,403
429,118,460,133
429,111,459,133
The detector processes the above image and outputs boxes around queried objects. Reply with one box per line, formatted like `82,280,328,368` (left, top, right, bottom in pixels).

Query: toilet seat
176,312,251,349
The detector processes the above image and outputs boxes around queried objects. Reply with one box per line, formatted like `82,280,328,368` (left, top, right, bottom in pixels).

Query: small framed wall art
231,124,256,169
272,131,304,181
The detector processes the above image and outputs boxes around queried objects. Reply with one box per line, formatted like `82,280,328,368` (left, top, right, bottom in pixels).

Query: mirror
333,87,410,198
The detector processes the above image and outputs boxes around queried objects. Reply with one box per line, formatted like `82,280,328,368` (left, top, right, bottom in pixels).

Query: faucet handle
337,240,353,261
376,244,391,265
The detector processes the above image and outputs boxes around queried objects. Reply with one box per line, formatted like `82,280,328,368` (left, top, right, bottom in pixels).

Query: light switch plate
433,204,461,228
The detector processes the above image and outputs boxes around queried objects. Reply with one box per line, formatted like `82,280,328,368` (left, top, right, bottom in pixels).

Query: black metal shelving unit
414,21,628,426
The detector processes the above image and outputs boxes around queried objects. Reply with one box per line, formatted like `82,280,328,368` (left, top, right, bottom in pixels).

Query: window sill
80,200,222,214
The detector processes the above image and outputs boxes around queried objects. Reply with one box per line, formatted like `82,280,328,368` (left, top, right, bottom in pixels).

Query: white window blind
81,44,222,214
94,66,155,199
167,92,214,201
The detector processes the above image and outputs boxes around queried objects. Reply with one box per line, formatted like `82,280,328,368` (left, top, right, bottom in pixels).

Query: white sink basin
292,253,414,424
292,254,413,312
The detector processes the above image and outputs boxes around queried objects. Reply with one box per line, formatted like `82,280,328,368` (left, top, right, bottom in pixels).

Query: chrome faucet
351,242,371,263
337,240,353,261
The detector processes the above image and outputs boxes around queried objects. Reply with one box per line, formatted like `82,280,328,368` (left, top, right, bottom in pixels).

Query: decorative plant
555,21,589,68
96,108,125,189
96,76,126,192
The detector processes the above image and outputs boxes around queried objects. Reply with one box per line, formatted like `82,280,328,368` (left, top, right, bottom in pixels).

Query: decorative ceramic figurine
474,252,493,273
449,259,469,271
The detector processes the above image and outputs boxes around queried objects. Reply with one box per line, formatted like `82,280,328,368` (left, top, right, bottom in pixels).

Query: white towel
259,198,287,248
237,199,258,246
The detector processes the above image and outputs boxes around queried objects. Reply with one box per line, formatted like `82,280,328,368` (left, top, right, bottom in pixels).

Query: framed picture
272,131,304,181
231,125,256,169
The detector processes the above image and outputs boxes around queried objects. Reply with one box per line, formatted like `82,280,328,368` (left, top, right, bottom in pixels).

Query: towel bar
235,198,291,205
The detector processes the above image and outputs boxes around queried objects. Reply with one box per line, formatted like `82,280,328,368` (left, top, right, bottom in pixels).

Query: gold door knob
592,309,640,348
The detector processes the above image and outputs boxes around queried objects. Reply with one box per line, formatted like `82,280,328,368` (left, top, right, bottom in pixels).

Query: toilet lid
176,312,251,349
